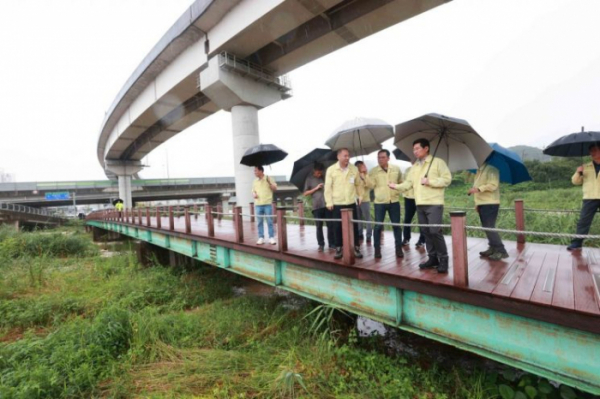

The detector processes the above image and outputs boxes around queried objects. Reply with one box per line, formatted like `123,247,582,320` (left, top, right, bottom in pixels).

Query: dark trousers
332,204,360,248
374,202,402,249
312,207,334,247
417,205,448,259
478,204,505,252
403,198,425,243
572,200,600,245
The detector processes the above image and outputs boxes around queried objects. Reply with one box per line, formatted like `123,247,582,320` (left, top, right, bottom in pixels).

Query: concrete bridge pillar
105,160,143,209
199,54,291,214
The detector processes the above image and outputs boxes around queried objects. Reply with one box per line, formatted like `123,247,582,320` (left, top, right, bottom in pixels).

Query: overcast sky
1,0,599,182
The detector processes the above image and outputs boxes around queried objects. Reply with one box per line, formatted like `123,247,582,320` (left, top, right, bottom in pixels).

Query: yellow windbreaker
366,164,402,204
572,162,600,199
395,155,451,206
324,163,364,207
252,176,277,205
472,163,500,205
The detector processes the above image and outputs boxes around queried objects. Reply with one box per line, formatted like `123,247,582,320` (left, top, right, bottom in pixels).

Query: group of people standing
252,137,511,274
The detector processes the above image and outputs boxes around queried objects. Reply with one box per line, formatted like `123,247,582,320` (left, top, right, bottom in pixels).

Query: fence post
451,211,469,287
341,208,356,266
185,207,191,234
130,208,135,224
515,199,525,244
146,208,151,227
249,202,255,223
206,205,215,237
169,206,174,231
234,206,244,243
138,209,142,225
297,199,305,227
156,208,162,229
272,201,277,225
277,208,288,252
217,203,223,221
194,204,198,220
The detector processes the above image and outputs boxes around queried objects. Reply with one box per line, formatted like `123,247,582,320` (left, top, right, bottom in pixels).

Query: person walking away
252,165,277,245
468,163,509,260
324,148,364,260
367,149,404,259
391,139,452,273
354,161,373,244
402,164,426,249
115,201,124,218
304,162,334,252
568,143,600,251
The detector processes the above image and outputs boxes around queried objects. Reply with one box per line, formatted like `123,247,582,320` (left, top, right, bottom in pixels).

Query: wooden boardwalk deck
111,212,600,334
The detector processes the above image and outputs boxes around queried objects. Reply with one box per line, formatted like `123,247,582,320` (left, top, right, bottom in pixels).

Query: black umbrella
290,148,337,190
543,128,600,157
112,198,123,206
240,144,288,166
392,148,411,162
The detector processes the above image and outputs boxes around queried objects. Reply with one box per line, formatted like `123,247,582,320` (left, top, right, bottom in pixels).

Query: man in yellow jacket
390,138,452,273
366,149,404,259
325,148,364,260
568,143,600,250
402,164,426,249
252,165,277,245
468,163,508,260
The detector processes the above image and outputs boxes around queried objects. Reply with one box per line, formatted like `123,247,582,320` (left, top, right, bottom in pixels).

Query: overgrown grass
0,226,593,398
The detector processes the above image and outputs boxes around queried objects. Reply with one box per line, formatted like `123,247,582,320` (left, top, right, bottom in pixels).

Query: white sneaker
269,237,276,245
256,237,265,245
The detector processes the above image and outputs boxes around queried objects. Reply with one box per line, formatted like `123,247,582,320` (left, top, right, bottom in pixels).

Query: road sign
45,192,71,201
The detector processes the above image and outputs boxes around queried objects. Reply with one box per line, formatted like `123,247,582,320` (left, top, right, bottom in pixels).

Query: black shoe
374,247,382,259
437,257,449,273
479,247,495,257
334,247,343,259
489,250,509,261
329,244,336,250
415,241,425,249
402,239,410,246
567,243,582,251
419,256,439,269
396,247,404,258
318,245,324,252
354,246,363,259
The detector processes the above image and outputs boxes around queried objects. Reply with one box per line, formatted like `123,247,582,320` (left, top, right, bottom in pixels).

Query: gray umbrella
325,117,393,157
393,113,493,172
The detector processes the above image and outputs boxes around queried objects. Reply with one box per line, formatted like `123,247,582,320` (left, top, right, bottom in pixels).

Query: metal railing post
206,205,215,237
156,207,161,229
297,200,305,227
185,207,192,234
249,202,255,223
169,206,174,231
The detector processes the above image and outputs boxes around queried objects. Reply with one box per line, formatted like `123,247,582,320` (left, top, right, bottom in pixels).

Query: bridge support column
105,160,143,209
200,54,291,215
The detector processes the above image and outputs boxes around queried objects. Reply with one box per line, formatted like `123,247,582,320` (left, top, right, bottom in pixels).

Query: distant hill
507,145,552,162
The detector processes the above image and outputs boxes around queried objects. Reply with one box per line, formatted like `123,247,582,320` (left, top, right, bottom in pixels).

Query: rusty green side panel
87,221,600,395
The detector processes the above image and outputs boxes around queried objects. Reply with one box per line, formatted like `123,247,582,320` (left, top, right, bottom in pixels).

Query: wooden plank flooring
119,213,600,331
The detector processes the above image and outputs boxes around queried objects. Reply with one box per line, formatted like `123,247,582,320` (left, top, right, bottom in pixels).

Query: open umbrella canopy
240,144,288,167
542,129,600,157
471,143,532,185
392,148,411,162
394,113,493,172
325,117,393,156
290,148,337,190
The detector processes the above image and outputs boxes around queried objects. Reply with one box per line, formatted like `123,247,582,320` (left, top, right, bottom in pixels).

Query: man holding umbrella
252,165,277,245
325,148,364,260
390,139,452,273
303,162,334,252
568,143,600,251
468,164,509,260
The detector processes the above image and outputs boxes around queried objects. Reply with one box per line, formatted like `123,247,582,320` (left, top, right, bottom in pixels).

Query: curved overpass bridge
98,0,451,208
